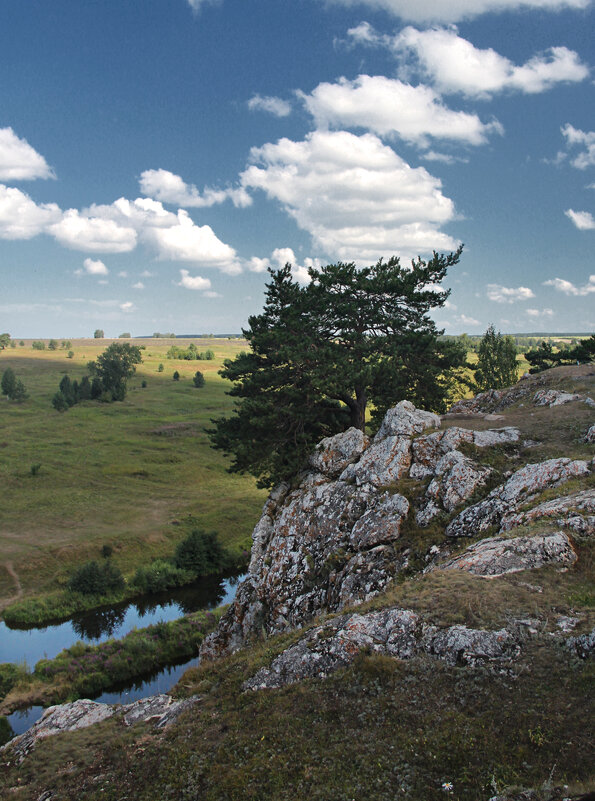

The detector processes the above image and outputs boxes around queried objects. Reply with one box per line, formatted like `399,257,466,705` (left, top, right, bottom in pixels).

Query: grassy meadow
0,338,267,610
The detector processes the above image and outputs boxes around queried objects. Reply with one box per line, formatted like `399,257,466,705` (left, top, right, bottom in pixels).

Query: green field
0,338,267,609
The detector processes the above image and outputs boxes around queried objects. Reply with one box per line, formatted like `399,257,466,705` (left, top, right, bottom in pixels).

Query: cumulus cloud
145,209,241,274
240,130,459,262
565,209,595,229
48,209,137,253
0,184,61,239
83,258,109,276
526,307,554,317
561,125,595,169
133,282,145,289
487,284,535,302
392,27,588,98
544,275,595,295
178,269,212,291
0,128,55,181
323,0,590,24
420,151,469,164
246,256,271,273
139,168,251,209
301,75,502,146
247,94,292,117
186,0,219,12
120,301,135,312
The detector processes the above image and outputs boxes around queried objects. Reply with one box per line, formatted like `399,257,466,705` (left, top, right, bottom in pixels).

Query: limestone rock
584,424,595,444
432,531,577,576
243,608,521,690
448,389,505,414
422,624,520,667
446,458,590,538
349,492,409,548
566,627,595,659
308,427,369,478
340,435,411,486
416,450,492,526
410,426,519,480
500,488,595,537
533,388,581,407
373,399,440,440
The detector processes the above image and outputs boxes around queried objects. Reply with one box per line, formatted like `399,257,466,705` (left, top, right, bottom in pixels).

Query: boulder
446,458,590,538
432,531,577,577
500,488,595,536
584,424,595,444
566,627,595,659
308,427,369,478
410,426,519,480
373,399,440,440
340,435,411,486
416,450,492,526
533,388,581,407
243,608,521,690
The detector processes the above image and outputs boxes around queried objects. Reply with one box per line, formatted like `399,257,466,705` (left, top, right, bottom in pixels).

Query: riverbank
0,607,223,717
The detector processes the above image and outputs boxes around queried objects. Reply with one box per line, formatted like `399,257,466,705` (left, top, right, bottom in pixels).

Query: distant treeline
441,333,591,355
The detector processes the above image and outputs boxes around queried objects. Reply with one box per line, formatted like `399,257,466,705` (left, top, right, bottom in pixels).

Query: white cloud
120,301,135,312
48,209,137,253
487,284,535,302
301,75,501,146
420,151,469,164
526,307,554,317
145,210,241,273
270,247,320,284
0,128,55,181
203,290,222,298
544,275,595,295
186,0,219,12
246,256,271,273
139,168,251,209
83,258,109,276
565,209,595,229
240,130,459,262
0,184,61,239
133,282,145,289
247,95,292,117
118,271,128,278
561,125,595,169
323,0,590,24
392,27,588,97
178,269,212,291
140,270,153,277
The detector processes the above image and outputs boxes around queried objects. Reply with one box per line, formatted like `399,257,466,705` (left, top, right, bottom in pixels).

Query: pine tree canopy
210,247,468,488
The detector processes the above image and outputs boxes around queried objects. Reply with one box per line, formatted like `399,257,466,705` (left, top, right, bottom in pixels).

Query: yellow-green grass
0,339,266,608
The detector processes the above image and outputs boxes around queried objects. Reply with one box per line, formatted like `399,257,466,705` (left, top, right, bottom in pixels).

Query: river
1,572,243,737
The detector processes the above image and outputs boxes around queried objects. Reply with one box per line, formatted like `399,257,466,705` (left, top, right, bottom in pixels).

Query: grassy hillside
0,339,267,607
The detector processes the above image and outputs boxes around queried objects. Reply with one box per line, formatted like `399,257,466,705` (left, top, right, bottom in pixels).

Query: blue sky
1,0,593,337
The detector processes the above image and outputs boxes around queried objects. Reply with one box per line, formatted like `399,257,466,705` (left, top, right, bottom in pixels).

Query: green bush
193,370,205,388
32,340,46,350
132,560,191,594
68,560,125,595
157,363,164,372
173,370,180,381
48,339,58,350
174,529,226,576
67,350,74,359
52,391,70,412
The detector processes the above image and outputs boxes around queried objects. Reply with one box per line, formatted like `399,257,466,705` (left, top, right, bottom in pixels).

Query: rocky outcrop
500,488,595,537
445,458,590,538
243,608,521,690
415,450,492,526
533,388,581,407
201,401,443,661
432,531,577,577
566,627,595,659
584,424,595,444
2,694,199,763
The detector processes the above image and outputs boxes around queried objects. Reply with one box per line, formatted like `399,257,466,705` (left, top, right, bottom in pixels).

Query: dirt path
0,560,23,614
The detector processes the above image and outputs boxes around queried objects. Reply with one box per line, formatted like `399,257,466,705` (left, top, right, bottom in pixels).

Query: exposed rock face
566,626,595,659
533,388,581,407
1,695,199,763
243,608,521,690
445,458,590,538
500,488,595,537
584,424,595,444
201,402,443,661
432,531,577,577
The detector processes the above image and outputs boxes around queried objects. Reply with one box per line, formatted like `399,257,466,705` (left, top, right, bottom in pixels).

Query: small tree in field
1,368,16,397
173,370,180,381
94,329,104,339
88,342,143,401
0,333,10,350
474,325,518,391
193,371,205,388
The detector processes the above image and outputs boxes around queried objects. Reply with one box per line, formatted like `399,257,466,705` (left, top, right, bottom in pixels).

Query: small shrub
30,463,41,476
18,341,24,347
101,544,113,559
52,391,70,412
157,363,164,372
173,370,180,381
141,379,147,388
132,560,191,594
32,340,46,350
193,370,205,388
48,339,58,350
67,350,74,359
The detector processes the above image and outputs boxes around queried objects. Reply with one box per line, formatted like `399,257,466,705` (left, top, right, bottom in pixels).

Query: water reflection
71,607,127,640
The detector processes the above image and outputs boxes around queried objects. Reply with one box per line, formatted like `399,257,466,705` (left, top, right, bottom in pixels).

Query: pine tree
474,325,518,391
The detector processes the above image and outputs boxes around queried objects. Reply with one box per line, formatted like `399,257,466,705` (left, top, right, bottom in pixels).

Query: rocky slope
1,366,593,801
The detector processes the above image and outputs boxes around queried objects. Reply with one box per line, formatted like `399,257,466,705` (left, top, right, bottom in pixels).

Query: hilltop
1,365,593,801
